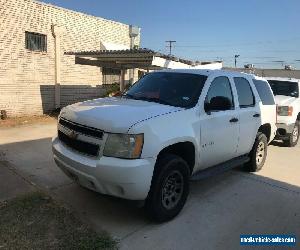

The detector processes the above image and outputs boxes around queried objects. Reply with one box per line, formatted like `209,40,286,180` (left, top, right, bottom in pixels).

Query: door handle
229,118,239,123
253,113,260,118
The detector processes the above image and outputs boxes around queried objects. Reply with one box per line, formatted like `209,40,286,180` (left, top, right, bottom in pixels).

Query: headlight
277,106,293,116
103,133,144,159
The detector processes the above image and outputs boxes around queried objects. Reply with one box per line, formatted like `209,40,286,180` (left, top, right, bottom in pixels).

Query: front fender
128,108,200,160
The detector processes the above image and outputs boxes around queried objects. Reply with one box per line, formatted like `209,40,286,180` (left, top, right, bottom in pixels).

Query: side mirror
205,96,232,113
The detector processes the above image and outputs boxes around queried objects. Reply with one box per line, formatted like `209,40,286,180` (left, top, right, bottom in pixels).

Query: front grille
58,130,100,156
59,118,103,139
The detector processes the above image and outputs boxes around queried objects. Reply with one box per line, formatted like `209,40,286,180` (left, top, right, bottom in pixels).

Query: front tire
145,154,190,222
245,132,268,172
283,122,299,147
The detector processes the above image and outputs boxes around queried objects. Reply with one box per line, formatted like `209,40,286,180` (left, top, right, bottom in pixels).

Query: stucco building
0,0,140,116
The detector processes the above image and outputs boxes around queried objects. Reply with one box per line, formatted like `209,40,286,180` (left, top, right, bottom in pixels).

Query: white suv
266,77,300,147
52,69,277,221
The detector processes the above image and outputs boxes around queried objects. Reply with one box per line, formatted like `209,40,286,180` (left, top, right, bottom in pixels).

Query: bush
104,83,120,97
104,83,132,97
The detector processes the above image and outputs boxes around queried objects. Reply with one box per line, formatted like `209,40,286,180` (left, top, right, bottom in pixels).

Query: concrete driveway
0,122,299,250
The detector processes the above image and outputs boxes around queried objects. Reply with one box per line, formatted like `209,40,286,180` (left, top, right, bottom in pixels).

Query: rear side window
253,79,275,105
234,77,255,108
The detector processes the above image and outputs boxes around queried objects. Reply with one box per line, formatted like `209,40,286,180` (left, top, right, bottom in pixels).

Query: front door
200,76,239,168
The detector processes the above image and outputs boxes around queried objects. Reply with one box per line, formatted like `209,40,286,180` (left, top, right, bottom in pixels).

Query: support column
129,37,135,84
129,25,139,85
120,69,126,92
52,25,64,109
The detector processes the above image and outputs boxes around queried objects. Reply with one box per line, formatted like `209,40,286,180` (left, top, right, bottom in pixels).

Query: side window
234,77,255,108
205,76,234,111
253,80,275,105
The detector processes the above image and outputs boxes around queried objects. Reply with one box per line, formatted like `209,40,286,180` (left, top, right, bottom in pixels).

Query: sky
42,0,300,69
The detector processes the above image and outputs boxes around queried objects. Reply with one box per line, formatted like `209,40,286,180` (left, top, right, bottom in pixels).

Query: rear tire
145,154,190,222
245,132,268,172
283,122,299,147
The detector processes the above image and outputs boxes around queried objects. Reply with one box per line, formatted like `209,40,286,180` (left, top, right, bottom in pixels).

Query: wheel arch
156,141,196,175
258,123,271,142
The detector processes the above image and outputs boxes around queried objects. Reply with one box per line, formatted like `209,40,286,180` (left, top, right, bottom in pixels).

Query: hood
60,97,182,133
274,95,297,106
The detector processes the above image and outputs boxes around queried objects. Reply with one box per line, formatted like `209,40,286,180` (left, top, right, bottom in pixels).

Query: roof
157,68,262,77
65,48,195,65
65,48,223,70
156,68,213,76
264,77,300,82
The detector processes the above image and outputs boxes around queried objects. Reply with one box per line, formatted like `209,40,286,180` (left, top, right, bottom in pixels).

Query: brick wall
0,0,140,116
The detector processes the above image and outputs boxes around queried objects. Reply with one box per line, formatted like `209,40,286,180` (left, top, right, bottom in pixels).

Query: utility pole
165,40,176,55
234,54,240,68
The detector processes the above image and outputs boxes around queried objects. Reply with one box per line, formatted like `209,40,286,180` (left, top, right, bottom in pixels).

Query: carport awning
65,48,200,70
65,48,223,91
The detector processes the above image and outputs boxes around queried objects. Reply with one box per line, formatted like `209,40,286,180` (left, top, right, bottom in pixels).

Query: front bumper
52,137,155,200
275,123,295,140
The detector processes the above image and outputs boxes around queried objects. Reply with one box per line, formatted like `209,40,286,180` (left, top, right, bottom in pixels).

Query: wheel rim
292,125,299,143
256,141,265,165
161,170,184,210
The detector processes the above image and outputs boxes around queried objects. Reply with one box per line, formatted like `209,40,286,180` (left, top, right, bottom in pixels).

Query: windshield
123,72,207,108
268,80,299,97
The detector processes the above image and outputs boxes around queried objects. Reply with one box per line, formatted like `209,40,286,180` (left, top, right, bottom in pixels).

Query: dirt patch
0,192,117,249
0,115,57,128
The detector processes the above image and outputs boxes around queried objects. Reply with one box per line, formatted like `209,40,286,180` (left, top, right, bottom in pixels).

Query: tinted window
205,76,234,110
125,72,207,108
253,79,275,105
268,80,299,97
234,77,255,108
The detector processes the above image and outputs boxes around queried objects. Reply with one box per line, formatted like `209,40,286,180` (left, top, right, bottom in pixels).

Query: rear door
233,77,261,155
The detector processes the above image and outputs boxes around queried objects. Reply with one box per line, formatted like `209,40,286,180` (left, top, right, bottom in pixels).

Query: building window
25,31,47,52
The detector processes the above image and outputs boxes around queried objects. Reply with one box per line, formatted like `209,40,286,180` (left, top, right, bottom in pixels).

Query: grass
0,192,117,250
